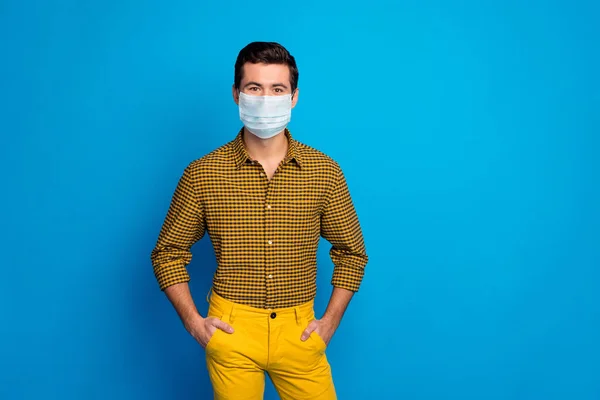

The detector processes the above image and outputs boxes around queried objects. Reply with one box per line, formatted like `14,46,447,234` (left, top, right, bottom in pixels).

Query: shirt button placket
264,176,275,309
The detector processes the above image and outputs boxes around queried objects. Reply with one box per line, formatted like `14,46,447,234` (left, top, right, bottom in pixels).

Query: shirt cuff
331,265,365,292
154,264,191,291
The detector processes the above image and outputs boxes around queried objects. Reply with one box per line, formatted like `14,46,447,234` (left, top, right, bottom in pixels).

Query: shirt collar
232,128,303,170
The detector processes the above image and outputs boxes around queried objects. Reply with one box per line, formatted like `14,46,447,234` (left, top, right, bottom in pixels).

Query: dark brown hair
234,42,299,93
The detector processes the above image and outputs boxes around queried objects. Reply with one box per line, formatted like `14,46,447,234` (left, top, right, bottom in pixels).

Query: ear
291,88,300,109
232,84,240,105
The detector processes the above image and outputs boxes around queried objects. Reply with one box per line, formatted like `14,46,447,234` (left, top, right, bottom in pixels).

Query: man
150,41,368,400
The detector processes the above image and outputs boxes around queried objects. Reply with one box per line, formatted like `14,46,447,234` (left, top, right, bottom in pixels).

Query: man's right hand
185,314,235,349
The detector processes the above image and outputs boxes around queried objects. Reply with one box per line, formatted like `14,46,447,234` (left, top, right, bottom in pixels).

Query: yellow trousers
205,290,337,400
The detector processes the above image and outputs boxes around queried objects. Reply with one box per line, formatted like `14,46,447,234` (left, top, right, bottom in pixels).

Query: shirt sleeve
150,164,206,290
320,164,368,292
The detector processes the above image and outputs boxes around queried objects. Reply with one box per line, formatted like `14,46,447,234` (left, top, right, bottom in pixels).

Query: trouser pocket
205,303,229,353
299,314,327,354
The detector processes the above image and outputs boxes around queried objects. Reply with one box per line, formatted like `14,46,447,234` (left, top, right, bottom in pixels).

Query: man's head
232,42,300,139
233,42,299,105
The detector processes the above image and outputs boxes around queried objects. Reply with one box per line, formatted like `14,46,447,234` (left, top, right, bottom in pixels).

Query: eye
249,87,259,91
274,88,283,93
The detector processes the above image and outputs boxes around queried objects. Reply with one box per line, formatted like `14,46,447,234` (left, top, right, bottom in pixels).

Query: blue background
1,1,599,399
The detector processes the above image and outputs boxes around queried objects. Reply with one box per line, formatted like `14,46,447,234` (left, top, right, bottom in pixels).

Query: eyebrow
243,81,289,89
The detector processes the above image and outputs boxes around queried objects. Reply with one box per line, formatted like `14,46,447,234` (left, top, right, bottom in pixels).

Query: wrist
182,312,203,331
321,312,340,328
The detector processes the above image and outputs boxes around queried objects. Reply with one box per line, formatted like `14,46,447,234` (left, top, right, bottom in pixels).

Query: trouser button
270,312,277,319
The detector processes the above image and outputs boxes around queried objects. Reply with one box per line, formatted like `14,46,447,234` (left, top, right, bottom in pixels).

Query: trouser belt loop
229,303,237,324
294,306,302,326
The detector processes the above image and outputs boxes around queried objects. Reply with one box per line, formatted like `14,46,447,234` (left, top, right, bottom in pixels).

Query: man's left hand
300,316,338,346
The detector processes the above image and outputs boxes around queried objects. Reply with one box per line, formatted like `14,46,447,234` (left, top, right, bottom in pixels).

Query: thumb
300,323,316,341
216,319,234,334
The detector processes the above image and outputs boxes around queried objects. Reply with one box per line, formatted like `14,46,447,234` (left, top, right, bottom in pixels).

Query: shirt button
267,274,273,279
266,204,271,209
270,312,277,319
267,240,272,245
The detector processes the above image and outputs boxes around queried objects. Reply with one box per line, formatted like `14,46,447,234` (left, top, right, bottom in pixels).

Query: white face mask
238,92,292,139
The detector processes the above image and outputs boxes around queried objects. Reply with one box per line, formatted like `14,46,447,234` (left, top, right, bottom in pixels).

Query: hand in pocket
186,314,235,349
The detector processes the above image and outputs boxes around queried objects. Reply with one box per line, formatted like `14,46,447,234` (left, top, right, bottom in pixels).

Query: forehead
241,62,291,85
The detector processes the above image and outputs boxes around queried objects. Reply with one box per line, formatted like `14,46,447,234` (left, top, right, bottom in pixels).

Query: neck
243,128,289,162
